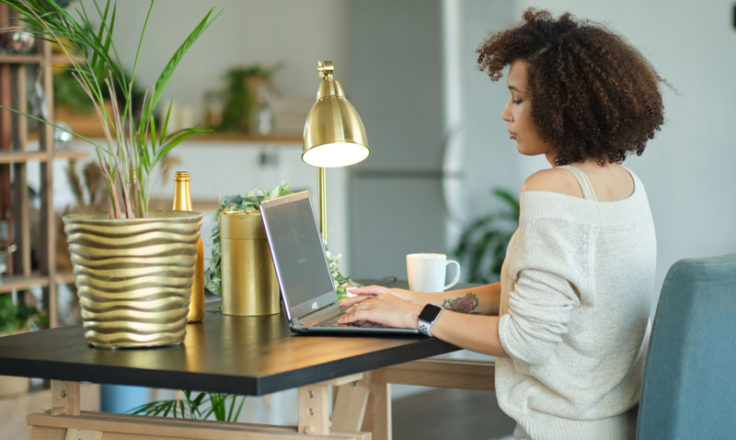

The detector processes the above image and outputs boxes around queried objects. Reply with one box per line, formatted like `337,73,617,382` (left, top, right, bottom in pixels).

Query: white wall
454,0,736,295
68,0,736,296
85,0,349,120
443,0,519,249
60,0,352,268
514,0,736,294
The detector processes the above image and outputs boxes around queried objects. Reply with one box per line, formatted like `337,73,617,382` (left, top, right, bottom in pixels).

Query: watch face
418,304,442,322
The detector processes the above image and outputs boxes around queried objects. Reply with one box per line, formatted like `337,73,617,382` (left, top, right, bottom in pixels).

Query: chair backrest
637,254,736,439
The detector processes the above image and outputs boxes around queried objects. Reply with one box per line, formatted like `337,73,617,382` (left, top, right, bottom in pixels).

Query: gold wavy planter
63,210,202,349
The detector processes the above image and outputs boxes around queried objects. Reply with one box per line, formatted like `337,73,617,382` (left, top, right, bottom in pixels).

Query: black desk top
0,310,457,396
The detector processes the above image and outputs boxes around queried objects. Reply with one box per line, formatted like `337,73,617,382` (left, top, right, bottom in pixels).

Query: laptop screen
260,191,336,319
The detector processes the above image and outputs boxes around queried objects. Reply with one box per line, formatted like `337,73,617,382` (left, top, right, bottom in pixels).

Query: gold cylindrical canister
220,210,280,316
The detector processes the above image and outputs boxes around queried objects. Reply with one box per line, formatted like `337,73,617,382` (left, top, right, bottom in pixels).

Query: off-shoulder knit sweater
496,169,656,440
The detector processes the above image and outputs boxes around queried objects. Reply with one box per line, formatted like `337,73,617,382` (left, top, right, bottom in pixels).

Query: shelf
55,271,76,285
191,132,302,144
0,54,76,65
53,150,90,160
0,151,47,163
0,274,49,294
0,149,89,163
0,54,43,64
0,271,77,294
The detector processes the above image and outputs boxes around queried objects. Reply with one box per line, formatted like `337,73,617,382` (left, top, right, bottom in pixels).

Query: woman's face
501,59,555,160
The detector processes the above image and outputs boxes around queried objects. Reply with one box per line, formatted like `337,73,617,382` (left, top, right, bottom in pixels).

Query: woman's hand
339,286,423,329
341,285,419,307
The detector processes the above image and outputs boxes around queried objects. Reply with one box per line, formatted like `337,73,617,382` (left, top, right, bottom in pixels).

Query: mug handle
444,260,461,290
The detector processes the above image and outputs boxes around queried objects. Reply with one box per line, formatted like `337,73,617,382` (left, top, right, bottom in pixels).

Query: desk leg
361,374,391,440
297,382,330,435
298,373,372,438
30,381,101,440
332,377,370,431
50,381,80,416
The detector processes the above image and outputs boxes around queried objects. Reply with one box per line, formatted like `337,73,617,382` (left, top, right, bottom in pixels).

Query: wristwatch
417,304,443,337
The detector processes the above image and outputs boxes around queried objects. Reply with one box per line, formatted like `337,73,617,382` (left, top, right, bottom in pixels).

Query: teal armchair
637,254,736,439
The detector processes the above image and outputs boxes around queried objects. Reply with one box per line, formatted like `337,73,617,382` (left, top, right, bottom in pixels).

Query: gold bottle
173,171,205,323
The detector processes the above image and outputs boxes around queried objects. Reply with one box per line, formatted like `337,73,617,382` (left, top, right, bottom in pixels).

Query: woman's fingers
340,294,373,307
340,285,388,307
338,293,421,329
339,299,378,323
347,285,389,295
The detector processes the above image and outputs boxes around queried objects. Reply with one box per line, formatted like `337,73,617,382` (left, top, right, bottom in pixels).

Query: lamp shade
302,61,369,168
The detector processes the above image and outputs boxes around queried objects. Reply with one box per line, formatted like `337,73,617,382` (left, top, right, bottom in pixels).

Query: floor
392,388,516,440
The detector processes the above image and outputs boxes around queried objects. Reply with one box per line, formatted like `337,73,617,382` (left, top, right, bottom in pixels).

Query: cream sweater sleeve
498,215,590,365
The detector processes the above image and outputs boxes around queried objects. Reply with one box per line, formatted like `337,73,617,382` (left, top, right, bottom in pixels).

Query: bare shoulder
521,168,581,197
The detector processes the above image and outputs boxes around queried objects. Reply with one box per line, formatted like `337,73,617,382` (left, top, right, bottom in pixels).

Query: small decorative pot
220,210,280,316
63,210,202,349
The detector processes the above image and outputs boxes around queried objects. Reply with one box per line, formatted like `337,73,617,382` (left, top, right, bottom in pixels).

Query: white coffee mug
406,253,461,292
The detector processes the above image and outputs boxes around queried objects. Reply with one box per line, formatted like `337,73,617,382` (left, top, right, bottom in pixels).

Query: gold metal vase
63,210,202,349
220,210,280,316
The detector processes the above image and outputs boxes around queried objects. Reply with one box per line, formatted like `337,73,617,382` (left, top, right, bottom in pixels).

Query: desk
0,310,462,439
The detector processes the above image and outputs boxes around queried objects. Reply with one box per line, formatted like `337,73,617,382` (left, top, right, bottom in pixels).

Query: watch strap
417,304,443,337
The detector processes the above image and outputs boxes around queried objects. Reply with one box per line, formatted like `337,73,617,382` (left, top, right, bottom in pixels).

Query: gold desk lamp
302,60,370,241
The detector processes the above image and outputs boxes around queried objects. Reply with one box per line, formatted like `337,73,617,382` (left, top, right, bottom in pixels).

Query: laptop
259,190,419,335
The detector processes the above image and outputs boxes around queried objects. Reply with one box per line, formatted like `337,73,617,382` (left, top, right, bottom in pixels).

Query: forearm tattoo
442,292,479,314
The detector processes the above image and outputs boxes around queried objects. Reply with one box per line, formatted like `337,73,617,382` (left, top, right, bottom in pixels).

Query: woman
339,9,664,440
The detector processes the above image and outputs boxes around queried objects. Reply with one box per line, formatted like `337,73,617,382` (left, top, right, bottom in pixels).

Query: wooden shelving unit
0,5,87,328
192,132,303,143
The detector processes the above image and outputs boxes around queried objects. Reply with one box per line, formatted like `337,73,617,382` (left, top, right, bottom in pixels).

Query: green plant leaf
142,7,220,124
453,187,519,282
3,0,218,219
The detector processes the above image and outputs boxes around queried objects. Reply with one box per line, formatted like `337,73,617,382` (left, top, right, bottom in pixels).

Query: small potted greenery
206,184,292,316
205,183,357,307
0,296,46,397
1,0,219,348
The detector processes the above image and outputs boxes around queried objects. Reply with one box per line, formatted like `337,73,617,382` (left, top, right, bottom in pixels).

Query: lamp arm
318,167,328,242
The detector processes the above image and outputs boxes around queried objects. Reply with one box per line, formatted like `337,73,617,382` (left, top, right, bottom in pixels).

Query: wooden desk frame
26,359,495,440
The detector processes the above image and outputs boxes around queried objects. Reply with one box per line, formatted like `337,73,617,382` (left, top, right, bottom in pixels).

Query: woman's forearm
421,282,501,315
429,310,507,356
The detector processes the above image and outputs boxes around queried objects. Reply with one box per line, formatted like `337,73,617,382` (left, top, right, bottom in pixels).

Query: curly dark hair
477,9,665,165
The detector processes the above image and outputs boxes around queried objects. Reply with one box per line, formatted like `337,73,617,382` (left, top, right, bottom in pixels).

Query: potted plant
205,183,357,311
453,188,519,283
211,64,281,134
0,295,46,397
204,183,290,316
1,0,219,348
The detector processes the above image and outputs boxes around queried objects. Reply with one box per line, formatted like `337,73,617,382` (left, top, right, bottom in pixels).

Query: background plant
1,0,219,218
130,390,245,423
215,64,279,132
453,188,519,283
0,295,48,335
